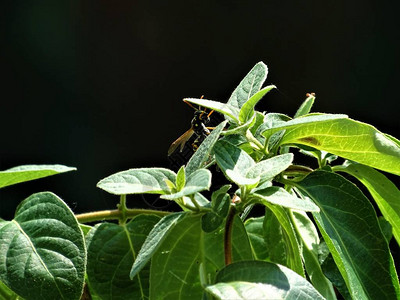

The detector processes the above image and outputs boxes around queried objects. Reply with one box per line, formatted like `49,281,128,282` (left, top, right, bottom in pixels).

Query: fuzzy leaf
86,215,160,300
207,261,324,300
184,98,240,122
161,169,211,200
294,93,316,118
238,85,276,124
185,120,228,176
0,192,86,300
0,164,76,189
149,214,252,299
246,153,293,182
227,62,268,110
130,212,185,279
252,186,319,212
213,140,257,186
97,168,176,195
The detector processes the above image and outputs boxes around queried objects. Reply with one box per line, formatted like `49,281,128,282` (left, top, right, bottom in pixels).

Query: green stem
189,195,202,211
245,129,268,156
75,208,170,224
224,203,237,266
118,195,128,225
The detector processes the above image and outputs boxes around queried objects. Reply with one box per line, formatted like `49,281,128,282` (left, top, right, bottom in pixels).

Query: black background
1,0,400,236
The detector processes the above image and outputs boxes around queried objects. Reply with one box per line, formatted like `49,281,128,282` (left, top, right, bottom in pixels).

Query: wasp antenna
207,110,214,118
183,99,198,111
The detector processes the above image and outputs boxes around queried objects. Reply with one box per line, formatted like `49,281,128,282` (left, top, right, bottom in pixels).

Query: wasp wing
167,128,195,156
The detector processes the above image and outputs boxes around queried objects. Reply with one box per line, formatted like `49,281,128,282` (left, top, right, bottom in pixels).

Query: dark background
1,1,400,224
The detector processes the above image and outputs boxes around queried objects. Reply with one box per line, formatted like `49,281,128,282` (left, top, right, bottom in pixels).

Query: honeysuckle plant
0,62,399,300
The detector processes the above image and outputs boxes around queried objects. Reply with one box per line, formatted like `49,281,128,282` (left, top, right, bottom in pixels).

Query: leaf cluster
1,62,400,299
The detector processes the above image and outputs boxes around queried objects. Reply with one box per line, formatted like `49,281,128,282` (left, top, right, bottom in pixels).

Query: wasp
168,99,214,156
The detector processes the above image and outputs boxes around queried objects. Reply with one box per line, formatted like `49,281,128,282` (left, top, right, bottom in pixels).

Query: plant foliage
1,62,399,299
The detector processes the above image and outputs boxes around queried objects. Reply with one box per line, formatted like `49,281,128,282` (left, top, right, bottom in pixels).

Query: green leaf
227,62,268,110
183,98,240,122
291,211,337,300
256,113,291,137
149,214,252,299
238,85,276,124
378,216,393,243
0,280,19,300
321,254,351,300
295,170,400,299
176,166,186,191
244,217,269,260
294,93,316,118
246,153,293,183
208,261,324,300
263,204,305,276
334,161,400,245
130,212,185,279
161,168,211,200
0,164,76,189
263,114,400,176
252,186,320,212
86,215,160,300
0,192,86,300
223,113,257,135
202,186,231,232
185,120,228,177
213,140,257,187
97,168,176,195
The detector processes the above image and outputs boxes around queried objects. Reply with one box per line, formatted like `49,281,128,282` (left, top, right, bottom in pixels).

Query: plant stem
224,203,237,266
75,208,170,224
118,194,127,225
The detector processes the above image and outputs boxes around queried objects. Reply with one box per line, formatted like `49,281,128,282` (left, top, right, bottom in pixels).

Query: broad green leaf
86,215,160,300
263,114,400,176
202,186,231,232
183,98,240,122
263,209,287,264
0,192,86,300
292,211,337,300
227,62,268,110
97,168,176,195
149,214,252,300
238,85,276,124
244,217,270,260
130,212,185,278
295,170,400,299
213,140,257,186
334,161,400,245
161,169,211,200
246,153,293,182
252,186,320,212
185,120,228,176
294,93,316,118
263,204,304,276
0,164,76,189
208,261,324,300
